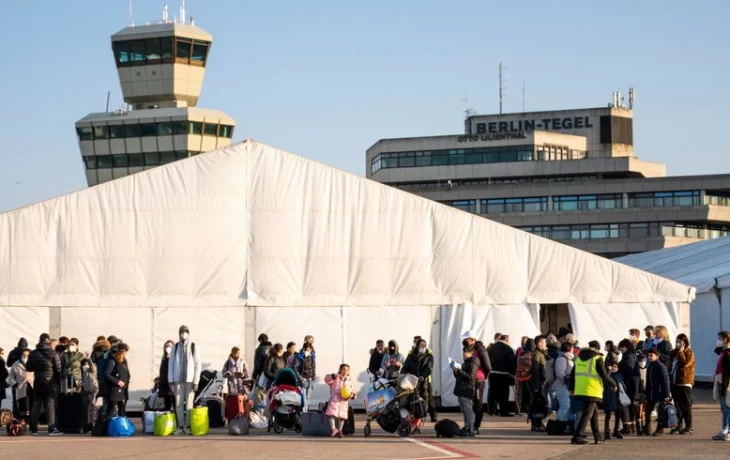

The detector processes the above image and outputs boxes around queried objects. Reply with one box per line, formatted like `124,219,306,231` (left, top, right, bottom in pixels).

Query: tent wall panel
0,306,50,358
568,302,679,355
690,293,721,381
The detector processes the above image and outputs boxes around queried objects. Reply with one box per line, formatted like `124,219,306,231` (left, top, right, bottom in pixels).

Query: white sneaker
711,431,729,441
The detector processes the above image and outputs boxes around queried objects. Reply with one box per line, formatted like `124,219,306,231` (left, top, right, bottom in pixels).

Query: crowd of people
3,324,730,442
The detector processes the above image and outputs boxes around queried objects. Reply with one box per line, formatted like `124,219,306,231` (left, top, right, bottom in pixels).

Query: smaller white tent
618,237,730,380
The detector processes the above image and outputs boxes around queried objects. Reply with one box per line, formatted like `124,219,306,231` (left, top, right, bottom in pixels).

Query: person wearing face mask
168,325,201,435
59,338,87,433
712,331,730,441
643,326,656,352
403,339,438,423
628,329,644,352
667,333,695,435
6,338,28,368
105,343,131,418
79,357,98,432
27,333,63,436
553,341,575,423
636,352,648,431
460,331,491,433
368,340,386,378
617,339,640,435
379,340,404,381
7,348,33,424
158,340,175,411
653,325,673,366
293,342,316,412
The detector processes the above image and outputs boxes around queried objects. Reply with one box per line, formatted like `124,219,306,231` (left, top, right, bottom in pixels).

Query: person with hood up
158,340,175,411
59,338,86,433
403,339,438,423
7,337,28,367
168,325,201,435
293,342,316,412
642,348,671,436
105,343,131,417
368,340,386,378
27,333,63,436
569,340,617,445
222,346,250,395
489,334,517,417
252,333,272,383
264,343,287,390
618,339,640,434
461,331,492,433
379,340,404,380
7,348,33,423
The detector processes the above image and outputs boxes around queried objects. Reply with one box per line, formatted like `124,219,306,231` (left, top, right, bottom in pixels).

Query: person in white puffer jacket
168,325,201,435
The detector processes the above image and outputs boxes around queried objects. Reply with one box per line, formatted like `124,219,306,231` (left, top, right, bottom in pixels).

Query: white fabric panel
59,307,154,406
438,304,540,407
0,140,693,308
254,307,343,407
342,306,434,407
568,303,680,352
690,293,721,381
153,307,246,380
0,306,49,357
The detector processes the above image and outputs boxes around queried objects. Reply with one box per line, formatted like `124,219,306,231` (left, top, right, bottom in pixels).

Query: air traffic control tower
75,10,235,186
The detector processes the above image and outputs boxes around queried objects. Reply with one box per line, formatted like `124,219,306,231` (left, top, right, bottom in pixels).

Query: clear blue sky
0,0,728,212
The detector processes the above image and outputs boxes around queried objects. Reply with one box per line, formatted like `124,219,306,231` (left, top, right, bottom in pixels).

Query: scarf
114,352,125,364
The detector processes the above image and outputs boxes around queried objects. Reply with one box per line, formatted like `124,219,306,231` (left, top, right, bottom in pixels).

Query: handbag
257,374,269,389
618,384,631,407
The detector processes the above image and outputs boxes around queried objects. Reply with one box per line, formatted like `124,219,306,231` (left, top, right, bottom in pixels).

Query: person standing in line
452,346,479,437
293,342,316,412
617,339,640,434
653,326,673,366
643,326,656,352
668,333,695,435
642,348,671,436
264,344,286,390
368,340,386,378
252,333,272,383
6,338,28,367
602,361,626,440
569,340,617,445
303,335,315,351
158,340,175,411
403,339,437,423
712,331,730,441
105,343,130,417
59,338,86,433
629,329,645,352
27,333,63,436
379,340,404,380
486,333,503,416
0,348,8,411
7,348,33,424
168,325,201,435
79,357,98,432
489,335,517,417
461,331,491,433
91,336,111,413
284,342,298,367
222,346,250,396
553,341,575,422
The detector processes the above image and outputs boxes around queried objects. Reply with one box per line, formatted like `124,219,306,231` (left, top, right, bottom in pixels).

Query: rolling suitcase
205,398,225,428
59,392,88,433
341,406,355,436
301,411,331,436
225,394,251,422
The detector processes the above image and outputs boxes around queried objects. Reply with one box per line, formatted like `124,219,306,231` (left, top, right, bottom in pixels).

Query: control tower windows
109,125,125,139
113,37,206,67
78,122,234,141
145,38,162,63
189,121,203,135
219,125,234,138
203,123,218,136
140,123,157,137
191,41,209,66
77,127,93,141
112,41,130,65
173,121,188,135
130,40,146,63
176,38,192,62
157,122,173,136
125,124,141,138
93,126,108,140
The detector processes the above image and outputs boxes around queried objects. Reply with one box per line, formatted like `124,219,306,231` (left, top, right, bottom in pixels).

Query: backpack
660,401,679,429
434,419,460,438
516,352,533,382
545,358,556,385
96,351,110,387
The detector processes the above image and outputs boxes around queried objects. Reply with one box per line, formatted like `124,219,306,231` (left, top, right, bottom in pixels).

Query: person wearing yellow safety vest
569,340,617,445
404,338,437,422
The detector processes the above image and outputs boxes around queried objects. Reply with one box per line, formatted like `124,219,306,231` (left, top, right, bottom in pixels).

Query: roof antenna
128,0,134,26
162,4,169,23
180,0,186,25
522,80,526,113
498,61,509,115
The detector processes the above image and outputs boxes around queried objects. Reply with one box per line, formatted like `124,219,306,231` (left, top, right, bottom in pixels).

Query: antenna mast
180,0,186,25
128,0,134,26
498,62,509,114
522,80,526,112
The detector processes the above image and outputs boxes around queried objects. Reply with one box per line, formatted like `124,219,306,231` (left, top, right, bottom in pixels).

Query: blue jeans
302,380,313,413
721,397,730,431
555,386,571,422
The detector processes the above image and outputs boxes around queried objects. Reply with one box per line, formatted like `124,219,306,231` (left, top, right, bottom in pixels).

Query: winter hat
18,337,28,348
117,343,130,352
107,335,119,344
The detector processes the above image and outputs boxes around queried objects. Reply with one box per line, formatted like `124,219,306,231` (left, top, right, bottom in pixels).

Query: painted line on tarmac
398,437,478,460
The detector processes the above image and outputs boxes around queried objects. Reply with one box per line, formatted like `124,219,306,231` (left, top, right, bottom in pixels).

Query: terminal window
371,145,534,173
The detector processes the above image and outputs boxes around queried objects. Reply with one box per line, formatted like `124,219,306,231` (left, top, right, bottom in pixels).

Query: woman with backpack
105,343,131,417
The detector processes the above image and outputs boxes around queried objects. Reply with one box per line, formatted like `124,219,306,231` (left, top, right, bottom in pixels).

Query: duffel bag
228,415,250,436
107,416,136,437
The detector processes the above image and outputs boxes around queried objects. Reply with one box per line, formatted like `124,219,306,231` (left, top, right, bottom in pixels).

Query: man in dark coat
26,333,63,435
489,335,517,416
642,348,671,436
252,333,272,382
368,340,386,377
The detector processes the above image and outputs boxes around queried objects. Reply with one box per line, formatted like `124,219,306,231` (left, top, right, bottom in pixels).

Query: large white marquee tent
618,238,730,381
0,140,694,407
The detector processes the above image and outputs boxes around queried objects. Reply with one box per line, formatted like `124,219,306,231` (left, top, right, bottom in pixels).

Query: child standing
603,361,626,439
325,364,356,438
637,353,648,435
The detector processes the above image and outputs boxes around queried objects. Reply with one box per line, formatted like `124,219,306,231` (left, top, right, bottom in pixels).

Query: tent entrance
540,304,571,336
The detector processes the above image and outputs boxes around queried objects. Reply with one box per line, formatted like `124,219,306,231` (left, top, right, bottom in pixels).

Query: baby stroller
364,373,425,437
267,368,303,434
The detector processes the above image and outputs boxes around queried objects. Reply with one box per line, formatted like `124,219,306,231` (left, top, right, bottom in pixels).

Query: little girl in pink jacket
325,364,356,437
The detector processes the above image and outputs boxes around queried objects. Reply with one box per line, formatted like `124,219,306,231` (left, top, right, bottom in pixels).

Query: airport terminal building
367,106,730,258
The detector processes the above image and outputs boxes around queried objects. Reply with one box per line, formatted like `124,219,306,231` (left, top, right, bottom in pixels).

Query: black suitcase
206,398,225,428
92,414,109,437
301,411,331,436
341,407,355,436
546,419,573,436
59,393,89,433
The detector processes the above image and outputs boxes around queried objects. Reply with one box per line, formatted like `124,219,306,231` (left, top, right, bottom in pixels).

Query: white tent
617,238,730,381
0,140,694,408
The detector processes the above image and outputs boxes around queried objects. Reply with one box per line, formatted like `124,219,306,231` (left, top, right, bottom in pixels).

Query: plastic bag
228,415,250,436
154,412,176,437
190,406,209,436
107,416,136,437
398,374,418,392
249,411,267,429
